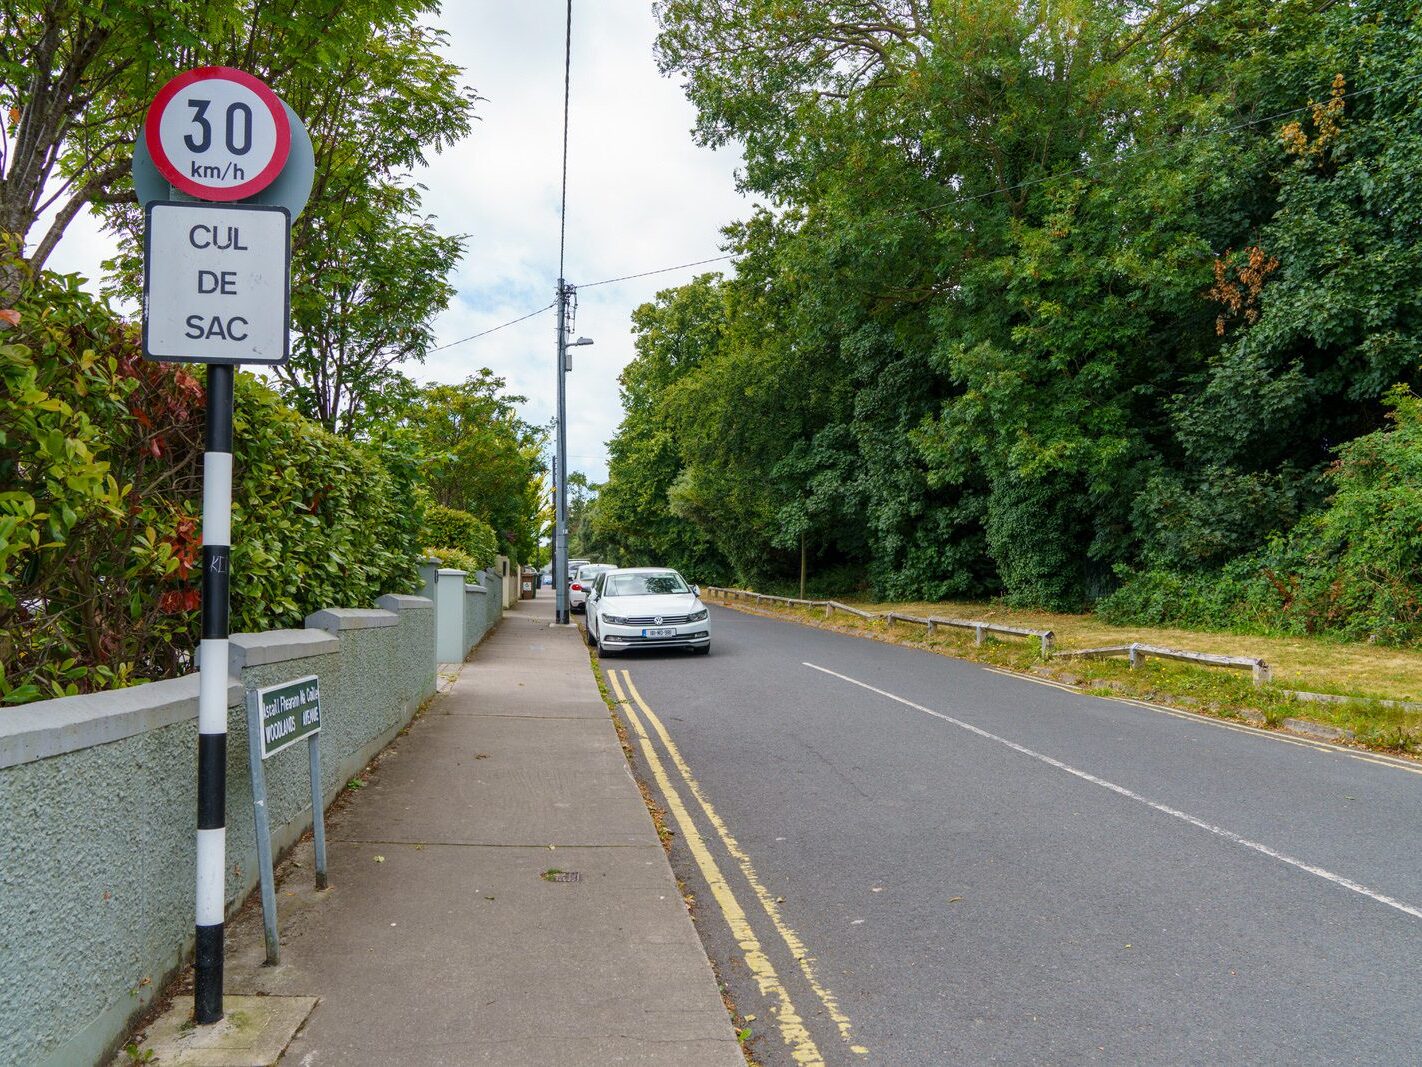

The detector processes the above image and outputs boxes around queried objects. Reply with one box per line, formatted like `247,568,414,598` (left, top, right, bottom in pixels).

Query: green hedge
229,375,424,633
422,545,481,574
421,503,497,570
1,270,424,704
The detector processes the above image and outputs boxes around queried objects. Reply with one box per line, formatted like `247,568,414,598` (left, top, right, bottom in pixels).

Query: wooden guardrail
706,587,1055,658
1055,643,1271,686
706,587,1277,683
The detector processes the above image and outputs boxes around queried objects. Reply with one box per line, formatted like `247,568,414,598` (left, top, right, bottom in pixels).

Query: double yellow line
606,669,866,1064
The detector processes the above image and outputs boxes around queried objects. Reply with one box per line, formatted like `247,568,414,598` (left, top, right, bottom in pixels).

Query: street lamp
554,287,592,625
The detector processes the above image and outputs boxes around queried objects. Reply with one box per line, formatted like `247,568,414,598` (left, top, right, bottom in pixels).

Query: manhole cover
545,871,581,883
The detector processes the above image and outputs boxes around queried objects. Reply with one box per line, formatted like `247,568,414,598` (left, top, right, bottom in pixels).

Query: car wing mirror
692,584,701,597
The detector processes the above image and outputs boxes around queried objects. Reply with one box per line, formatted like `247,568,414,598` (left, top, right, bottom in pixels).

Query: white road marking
983,664,1422,775
805,661,1422,922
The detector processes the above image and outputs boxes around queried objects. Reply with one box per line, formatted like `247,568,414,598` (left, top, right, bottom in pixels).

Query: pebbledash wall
0,564,504,1067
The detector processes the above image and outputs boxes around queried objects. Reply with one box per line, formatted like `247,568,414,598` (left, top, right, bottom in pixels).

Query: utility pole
553,280,592,626
555,279,570,625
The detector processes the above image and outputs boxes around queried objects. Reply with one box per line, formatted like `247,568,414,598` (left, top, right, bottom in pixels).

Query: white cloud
39,1,748,485
419,2,747,482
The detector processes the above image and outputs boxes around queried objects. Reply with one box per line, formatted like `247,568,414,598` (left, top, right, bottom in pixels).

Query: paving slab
121,996,315,1066
211,595,740,1067
327,715,650,847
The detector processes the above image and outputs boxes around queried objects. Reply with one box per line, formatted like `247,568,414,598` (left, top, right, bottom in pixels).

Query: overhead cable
429,303,555,351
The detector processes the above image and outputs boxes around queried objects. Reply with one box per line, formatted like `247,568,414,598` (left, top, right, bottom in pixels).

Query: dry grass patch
846,597,1422,704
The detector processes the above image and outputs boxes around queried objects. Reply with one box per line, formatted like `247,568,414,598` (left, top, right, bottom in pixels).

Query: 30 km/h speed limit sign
144,66,291,200
137,65,312,1030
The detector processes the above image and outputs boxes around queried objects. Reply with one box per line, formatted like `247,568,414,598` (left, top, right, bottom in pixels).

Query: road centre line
606,671,826,1066
619,671,865,1057
982,665,1422,776
804,662,1422,922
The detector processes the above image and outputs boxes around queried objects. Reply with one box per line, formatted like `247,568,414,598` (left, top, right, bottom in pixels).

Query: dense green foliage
422,503,498,571
593,0,1421,642
0,4,545,704
422,545,481,575
1100,387,1422,643
0,272,423,703
388,371,546,564
228,376,424,633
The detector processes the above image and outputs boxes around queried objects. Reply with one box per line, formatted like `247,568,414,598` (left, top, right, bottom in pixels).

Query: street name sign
142,201,290,365
245,674,330,964
253,675,322,759
145,67,291,200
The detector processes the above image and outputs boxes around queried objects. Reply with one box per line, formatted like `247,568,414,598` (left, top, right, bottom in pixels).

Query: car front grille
625,614,693,625
619,630,708,643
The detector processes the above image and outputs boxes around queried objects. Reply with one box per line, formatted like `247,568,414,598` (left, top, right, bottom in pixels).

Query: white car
585,568,710,656
569,563,614,613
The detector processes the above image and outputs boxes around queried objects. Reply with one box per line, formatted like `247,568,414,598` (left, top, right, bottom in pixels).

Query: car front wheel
584,624,597,646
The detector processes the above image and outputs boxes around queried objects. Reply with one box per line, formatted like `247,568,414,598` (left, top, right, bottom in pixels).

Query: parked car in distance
566,558,591,583
585,568,710,656
570,563,614,613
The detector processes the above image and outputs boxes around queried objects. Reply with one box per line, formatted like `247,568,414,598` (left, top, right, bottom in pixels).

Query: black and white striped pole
137,66,312,1026
195,363,234,1023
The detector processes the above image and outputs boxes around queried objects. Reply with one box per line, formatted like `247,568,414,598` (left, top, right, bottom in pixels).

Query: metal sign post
138,65,311,1026
246,676,328,965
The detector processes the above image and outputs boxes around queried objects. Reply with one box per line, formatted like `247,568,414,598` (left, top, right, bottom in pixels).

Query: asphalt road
605,604,1422,1066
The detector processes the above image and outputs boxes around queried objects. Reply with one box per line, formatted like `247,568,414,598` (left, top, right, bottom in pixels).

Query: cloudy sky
48,1,748,485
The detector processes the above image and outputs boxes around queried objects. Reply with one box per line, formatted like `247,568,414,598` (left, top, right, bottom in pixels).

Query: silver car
569,563,614,613
585,568,710,656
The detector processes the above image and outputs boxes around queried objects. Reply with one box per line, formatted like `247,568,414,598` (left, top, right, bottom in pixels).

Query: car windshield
576,565,611,581
604,572,689,597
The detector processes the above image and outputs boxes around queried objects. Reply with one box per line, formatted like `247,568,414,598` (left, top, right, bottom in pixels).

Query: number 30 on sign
144,67,291,201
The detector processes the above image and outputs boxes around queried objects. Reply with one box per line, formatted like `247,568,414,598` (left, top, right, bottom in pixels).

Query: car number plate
643,627,676,638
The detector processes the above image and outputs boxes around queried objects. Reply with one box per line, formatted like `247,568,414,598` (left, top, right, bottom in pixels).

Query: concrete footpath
218,595,743,1065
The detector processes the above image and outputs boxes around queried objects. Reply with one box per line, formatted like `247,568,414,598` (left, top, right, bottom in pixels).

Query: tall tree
1,1,469,298
389,371,547,563
616,0,1421,617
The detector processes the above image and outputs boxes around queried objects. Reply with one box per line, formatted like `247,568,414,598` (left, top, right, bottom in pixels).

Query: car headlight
603,614,629,626
688,608,708,622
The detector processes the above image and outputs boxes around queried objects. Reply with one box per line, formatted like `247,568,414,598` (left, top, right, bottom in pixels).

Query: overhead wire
428,303,555,352
558,0,573,283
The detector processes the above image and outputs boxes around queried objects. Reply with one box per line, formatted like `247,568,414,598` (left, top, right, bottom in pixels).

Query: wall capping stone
304,607,399,632
376,593,434,613
228,629,339,671
437,568,467,577
0,673,242,770
465,585,488,595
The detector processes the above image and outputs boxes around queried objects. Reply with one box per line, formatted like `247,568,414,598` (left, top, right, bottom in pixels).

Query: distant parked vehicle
570,563,614,614
585,568,710,656
566,558,591,583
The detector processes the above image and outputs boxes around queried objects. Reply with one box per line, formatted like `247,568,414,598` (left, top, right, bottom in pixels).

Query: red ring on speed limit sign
145,67,291,201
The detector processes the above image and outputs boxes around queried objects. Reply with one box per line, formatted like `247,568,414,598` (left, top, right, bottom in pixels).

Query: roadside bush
421,503,497,570
422,545,481,574
229,375,424,633
1101,387,1422,645
1,269,204,703
1,268,425,704
985,471,1090,612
